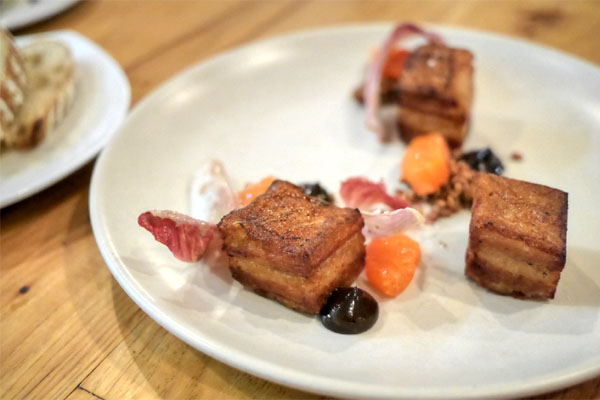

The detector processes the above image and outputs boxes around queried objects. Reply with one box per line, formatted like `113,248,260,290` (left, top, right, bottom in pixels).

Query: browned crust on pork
399,43,474,119
229,231,366,314
218,180,367,314
470,174,568,262
353,43,474,148
465,173,568,299
396,43,474,148
218,180,364,277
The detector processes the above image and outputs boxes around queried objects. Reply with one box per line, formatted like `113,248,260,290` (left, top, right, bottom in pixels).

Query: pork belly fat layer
399,44,474,118
465,173,568,299
397,106,468,148
218,180,367,313
218,180,364,278
397,43,474,148
466,241,562,299
230,231,366,314
471,174,568,259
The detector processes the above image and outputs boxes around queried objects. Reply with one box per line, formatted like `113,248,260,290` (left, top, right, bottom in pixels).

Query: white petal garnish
189,160,238,224
361,207,425,239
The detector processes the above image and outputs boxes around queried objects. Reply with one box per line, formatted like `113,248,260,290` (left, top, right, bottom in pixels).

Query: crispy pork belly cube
217,180,365,314
465,174,568,299
397,43,474,148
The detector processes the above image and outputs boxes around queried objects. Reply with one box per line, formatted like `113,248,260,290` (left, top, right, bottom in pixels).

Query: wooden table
2,1,599,399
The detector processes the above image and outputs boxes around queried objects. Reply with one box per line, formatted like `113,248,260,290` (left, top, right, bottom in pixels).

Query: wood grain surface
1,1,599,399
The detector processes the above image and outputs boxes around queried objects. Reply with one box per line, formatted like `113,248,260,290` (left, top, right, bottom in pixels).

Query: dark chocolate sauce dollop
300,182,333,203
320,287,379,334
459,148,504,175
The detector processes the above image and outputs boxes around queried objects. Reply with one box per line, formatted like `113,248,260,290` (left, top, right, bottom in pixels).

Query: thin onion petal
189,159,239,224
340,177,411,211
364,23,445,141
361,207,425,239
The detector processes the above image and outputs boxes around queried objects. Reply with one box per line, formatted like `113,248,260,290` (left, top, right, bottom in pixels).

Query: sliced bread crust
2,40,75,149
0,29,28,145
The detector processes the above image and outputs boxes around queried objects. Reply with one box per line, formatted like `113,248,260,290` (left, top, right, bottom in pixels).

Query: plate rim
89,22,600,399
0,29,130,208
0,0,81,30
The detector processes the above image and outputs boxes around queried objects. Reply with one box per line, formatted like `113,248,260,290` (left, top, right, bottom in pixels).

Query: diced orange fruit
238,176,276,206
401,132,450,195
365,233,421,297
383,48,411,80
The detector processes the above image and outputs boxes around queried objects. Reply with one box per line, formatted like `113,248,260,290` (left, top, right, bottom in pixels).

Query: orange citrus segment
401,132,450,195
383,48,411,80
365,233,421,297
238,176,276,206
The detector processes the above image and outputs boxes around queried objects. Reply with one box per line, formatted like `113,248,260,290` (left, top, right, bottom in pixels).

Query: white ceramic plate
90,24,600,399
0,0,80,30
0,30,130,208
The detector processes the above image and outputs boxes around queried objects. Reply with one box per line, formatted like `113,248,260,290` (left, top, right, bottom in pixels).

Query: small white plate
0,30,130,208
90,24,600,399
0,0,80,30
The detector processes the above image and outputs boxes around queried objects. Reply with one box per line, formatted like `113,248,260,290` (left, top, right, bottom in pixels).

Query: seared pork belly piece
466,174,568,299
218,180,366,314
397,43,474,148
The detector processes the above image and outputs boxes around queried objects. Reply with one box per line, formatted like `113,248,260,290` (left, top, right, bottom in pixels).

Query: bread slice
0,29,28,145
2,40,75,149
